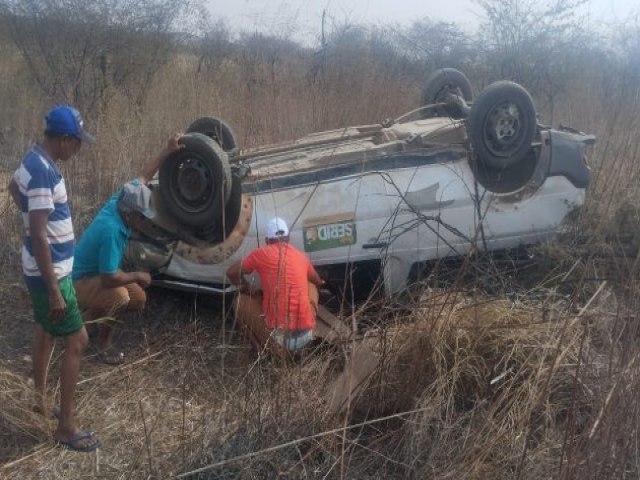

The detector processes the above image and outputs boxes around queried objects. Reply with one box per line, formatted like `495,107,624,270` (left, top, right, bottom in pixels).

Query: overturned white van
126,69,594,296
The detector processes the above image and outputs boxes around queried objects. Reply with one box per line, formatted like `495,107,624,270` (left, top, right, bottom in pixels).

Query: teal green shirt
72,188,132,280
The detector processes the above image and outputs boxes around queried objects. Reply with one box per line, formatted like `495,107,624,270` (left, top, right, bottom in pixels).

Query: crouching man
226,217,325,357
72,134,182,364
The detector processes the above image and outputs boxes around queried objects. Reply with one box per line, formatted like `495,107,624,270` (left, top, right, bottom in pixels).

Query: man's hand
138,133,183,184
29,209,65,321
227,261,259,295
101,271,152,289
167,132,183,153
134,272,152,289
309,268,325,288
239,283,260,296
48,287,66,322
8,179,20,208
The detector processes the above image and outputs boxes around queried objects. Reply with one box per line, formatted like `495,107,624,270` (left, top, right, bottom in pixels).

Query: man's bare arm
227,261,254,293
226,261,245,286
308,266,325,288
29,209,65,320
100,271,151,289
8,179,20,208
137,133,183,184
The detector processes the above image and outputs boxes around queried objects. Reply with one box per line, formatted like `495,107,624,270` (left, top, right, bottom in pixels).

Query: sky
206,0,639,44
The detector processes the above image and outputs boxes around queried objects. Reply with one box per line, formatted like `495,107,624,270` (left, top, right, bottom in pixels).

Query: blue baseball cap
45,105,95,144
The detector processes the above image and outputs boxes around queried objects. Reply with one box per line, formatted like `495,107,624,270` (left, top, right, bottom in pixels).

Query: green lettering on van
303,220,357,252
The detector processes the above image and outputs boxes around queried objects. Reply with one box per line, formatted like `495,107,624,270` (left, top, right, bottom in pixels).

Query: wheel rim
169,154,216,214
483,100,526,157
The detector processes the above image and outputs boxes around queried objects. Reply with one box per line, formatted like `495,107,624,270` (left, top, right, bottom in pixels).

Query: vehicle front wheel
468,81,537,170
158,132,232,228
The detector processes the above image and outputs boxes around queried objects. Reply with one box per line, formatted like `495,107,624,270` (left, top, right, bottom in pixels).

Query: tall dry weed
1,18,640,480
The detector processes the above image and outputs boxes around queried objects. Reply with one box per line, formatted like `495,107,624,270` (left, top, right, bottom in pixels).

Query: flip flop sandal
97,349,125,365
56,430,101,453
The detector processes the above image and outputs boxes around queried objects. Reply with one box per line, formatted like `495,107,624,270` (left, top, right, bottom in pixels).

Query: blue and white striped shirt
13,144,74,290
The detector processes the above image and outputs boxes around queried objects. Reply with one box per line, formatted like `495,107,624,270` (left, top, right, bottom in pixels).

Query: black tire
158,132,232,228
421,68,473,119
468,81,536,170
186,117,239,153
196,170,243,243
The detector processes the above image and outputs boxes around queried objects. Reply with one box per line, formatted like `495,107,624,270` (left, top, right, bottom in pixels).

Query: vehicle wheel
158,132,232,228
186,116,239,153
175,193,253,265
421,68,473,119
468,81,537,170
196,170,243,243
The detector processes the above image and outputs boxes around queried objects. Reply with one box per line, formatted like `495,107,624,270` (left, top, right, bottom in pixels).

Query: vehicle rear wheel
468,81,536,170
421,68,473,119
186,117,239,154
158,132,232,228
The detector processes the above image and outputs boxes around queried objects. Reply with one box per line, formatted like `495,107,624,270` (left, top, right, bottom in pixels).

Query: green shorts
29,276,84,337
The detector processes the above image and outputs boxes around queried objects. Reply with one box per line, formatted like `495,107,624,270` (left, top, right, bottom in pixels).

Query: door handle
362,242,388,249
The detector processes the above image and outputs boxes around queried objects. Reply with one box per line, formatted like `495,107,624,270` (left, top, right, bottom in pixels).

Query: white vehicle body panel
160,145,584,294
114,59,598,300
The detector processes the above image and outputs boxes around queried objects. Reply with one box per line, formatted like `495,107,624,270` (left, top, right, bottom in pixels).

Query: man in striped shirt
8,105,100,452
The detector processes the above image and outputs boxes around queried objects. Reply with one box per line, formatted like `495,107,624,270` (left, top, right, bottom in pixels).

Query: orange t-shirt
242,243,316,331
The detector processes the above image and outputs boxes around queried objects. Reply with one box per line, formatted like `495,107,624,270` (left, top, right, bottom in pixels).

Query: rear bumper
548,130,593,189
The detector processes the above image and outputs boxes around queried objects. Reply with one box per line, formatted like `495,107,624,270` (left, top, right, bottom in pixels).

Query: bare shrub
394,18,474,74
0,0,201,115
474,0,592,121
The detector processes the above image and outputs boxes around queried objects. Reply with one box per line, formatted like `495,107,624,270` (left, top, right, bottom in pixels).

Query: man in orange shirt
226,217,324,356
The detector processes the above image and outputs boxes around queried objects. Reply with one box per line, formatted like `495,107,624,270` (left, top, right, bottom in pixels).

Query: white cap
266,217,289,239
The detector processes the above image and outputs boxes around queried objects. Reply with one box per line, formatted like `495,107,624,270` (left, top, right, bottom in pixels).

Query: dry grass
1,22,640,480
356,288,598,478
2,256,638,479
